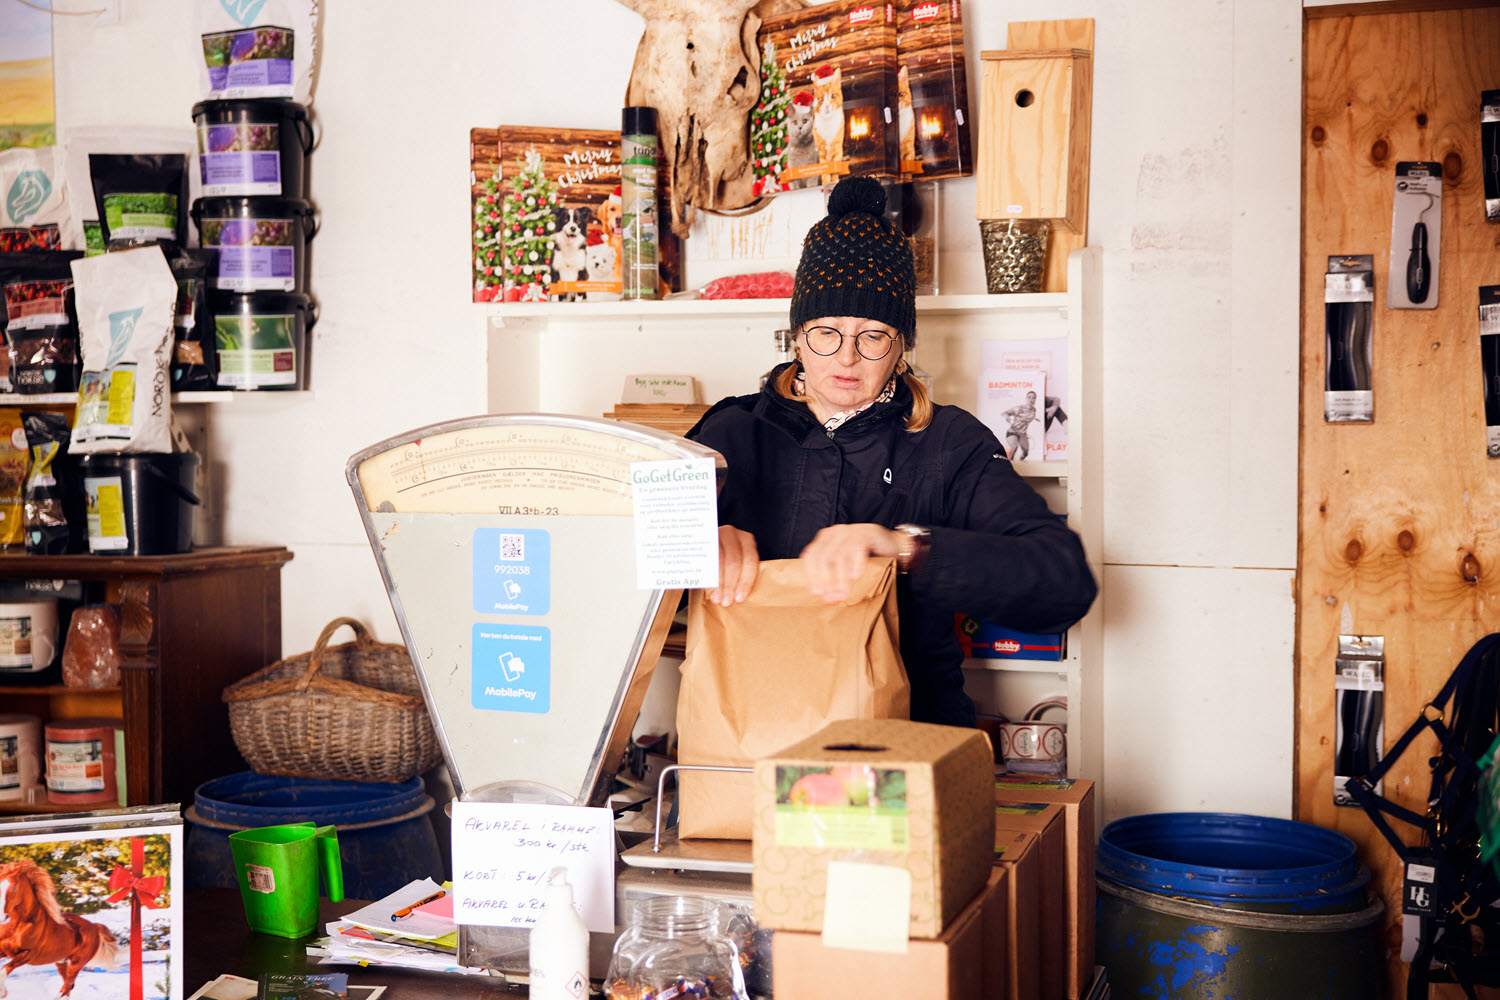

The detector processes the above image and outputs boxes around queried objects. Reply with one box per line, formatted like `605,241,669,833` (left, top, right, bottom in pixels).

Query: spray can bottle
620,107,660,300
528,866,590,999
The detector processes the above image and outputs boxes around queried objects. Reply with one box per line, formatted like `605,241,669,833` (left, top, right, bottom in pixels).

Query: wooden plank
1306,0,1500,19
1003,20,1093,293
1298,7,1500,997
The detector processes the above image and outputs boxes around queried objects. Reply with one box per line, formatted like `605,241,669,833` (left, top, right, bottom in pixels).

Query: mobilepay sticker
473,527,550,615
472,624,550,713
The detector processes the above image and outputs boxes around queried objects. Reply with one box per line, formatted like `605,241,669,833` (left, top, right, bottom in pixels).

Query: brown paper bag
676,557,910,840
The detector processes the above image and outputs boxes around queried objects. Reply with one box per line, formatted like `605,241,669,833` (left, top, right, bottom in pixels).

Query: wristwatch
893,523,931,574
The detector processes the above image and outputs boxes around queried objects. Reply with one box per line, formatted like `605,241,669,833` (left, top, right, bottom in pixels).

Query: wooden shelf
0,391,312,405
0,545,292,579
0,793,120,815
0,684,119,696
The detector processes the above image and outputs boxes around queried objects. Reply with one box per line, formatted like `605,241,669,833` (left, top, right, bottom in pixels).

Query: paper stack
308,879,488,976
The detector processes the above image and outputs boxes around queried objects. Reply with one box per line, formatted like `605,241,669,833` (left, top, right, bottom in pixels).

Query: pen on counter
392,889,446,921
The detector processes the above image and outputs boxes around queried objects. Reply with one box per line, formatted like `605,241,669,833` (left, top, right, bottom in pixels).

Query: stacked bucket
190,98,315,390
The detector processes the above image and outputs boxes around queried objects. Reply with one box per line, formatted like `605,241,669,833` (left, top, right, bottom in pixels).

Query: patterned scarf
794,370,898,432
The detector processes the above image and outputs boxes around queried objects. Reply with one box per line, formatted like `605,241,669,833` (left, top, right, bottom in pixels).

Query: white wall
52,0,1302,823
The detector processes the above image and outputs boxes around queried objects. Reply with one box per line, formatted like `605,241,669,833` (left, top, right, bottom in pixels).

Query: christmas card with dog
0,805,182,1000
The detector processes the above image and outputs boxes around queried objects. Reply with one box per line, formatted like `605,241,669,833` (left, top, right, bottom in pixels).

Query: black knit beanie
790,176,917,345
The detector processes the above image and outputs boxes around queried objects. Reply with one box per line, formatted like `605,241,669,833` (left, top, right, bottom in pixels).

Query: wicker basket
222,617,441,783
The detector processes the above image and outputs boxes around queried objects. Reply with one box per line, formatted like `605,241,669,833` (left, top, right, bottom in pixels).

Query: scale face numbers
353,418,708,516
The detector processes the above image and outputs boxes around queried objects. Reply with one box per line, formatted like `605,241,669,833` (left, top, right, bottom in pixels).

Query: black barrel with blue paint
1096,812,1385,998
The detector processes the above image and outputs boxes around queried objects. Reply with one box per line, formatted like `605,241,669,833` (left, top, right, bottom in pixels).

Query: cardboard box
956,611,1066,661
773,865,1004,1000
893,0,975,181
993,801,1066,1000
753,0,900,196
753,718,993,938
468,125,681,303
993,830,1040,1000
995,775,1096,999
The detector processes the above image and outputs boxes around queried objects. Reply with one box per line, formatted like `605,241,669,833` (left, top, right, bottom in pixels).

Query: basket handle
297,617,373,692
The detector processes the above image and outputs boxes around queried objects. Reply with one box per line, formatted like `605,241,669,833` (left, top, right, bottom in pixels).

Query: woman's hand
799,523,902,603
710,525,760,606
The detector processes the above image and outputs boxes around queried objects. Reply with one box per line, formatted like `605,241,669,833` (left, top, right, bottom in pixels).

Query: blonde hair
774,345,933,433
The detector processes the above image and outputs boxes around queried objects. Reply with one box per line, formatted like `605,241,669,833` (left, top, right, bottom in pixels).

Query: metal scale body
347,413,733,974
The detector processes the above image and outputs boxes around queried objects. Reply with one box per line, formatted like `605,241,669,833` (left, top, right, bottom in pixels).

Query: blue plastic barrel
185,771,443,900
1096,812,1384,999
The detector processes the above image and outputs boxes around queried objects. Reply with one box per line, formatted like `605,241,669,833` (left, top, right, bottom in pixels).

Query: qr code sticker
246,863,276,894
500,533,524,562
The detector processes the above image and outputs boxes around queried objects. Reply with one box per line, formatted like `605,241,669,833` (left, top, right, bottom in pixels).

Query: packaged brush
1484,90,1498,222
194,0,319,104
68,246,177,454
1324,254,1375,423
1481,285,1500,457
1387,162,1442,310
88,153,189,251
1333,634,1384,807
0,250,84,394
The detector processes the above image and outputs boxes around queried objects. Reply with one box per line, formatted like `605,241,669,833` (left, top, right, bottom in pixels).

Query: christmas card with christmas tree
468,126,681,304
0,805,183,1000
754,0,900,196
893,0,974,181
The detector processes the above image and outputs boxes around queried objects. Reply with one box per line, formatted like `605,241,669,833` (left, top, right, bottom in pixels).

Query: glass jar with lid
605,895,749,1000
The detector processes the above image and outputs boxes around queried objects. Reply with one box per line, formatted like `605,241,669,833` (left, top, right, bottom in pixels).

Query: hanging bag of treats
68,245,177,454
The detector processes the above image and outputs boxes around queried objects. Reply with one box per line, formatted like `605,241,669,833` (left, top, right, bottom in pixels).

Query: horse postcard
0,805,182,1000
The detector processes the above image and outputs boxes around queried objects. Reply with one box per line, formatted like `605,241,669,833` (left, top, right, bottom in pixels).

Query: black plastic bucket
184,772,443,899
208,290,314,390
78,452,200,556
1096,812,1384,999
191,98,312,199
192,197,315,292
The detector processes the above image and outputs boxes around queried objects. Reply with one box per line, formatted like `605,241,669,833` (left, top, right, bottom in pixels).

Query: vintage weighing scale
348,413,761,979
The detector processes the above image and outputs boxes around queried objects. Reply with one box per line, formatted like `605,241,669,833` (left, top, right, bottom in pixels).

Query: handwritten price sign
450,802,616,932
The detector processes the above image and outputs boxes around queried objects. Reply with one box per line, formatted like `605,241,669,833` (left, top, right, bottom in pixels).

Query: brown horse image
0,858,121,999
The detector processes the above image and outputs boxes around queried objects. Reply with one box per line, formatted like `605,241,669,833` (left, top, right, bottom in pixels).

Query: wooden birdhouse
975,47,1093,234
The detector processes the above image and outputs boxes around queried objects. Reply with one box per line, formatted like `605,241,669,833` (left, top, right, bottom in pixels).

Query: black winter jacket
686,364,1098,727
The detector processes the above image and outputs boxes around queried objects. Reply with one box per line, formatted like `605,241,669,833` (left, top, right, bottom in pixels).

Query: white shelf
0,391,308,405
484,291,1068,323
964,656,1070,675
1012,459,1069,479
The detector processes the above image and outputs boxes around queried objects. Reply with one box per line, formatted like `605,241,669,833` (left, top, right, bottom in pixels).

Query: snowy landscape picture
0,810,182,1000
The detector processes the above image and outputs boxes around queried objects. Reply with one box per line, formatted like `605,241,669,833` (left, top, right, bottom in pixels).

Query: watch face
1041,726,1065,759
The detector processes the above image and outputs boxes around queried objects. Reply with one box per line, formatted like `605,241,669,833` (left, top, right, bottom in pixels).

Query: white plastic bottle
529,867,591,999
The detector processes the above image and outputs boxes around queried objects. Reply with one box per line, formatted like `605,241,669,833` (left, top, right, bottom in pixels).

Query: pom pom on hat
826,175,887,220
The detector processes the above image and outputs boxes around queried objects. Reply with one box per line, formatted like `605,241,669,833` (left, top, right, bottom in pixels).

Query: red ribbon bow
107,866,165,909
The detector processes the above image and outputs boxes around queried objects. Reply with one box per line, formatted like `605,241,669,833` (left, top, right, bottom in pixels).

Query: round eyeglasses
801,326,899,361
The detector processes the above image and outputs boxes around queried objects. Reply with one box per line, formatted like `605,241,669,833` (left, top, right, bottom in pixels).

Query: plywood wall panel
1298,6,1500,995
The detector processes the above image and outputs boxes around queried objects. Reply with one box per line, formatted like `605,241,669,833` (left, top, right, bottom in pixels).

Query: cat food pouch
0,409,28,547
89,154,189,251
0,250,84,395
68,246,177,454
62,127,199,252
754,0,901,194
22,410,83,554
0,147,71,251
194,0,319,104
167,247,218,392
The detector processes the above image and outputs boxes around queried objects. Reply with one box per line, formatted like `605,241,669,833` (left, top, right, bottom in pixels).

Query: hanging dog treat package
468,125,681,303
753,0,900,196
68,245,177,455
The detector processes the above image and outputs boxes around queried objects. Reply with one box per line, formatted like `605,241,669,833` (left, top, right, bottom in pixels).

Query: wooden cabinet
481,248,1104,784
0,546,292,811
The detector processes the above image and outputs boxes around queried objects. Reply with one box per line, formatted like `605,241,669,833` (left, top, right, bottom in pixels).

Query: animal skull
614,0,773,238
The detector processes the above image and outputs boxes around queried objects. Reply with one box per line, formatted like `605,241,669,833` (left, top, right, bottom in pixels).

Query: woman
687,176,1097,727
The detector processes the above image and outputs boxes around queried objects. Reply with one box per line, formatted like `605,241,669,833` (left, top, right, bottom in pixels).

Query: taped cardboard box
773,865,1004,1000
995,775,1096,999
993,800,1066,1000
993,829,1041,1000
753,0,900,196
678,559,907,840
752,718,992,937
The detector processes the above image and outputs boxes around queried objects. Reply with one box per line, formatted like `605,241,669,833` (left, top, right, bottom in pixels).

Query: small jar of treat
605,896,748,1000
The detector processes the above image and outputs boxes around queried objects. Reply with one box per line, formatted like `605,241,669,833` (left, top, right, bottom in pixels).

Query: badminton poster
0,807,182,1000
